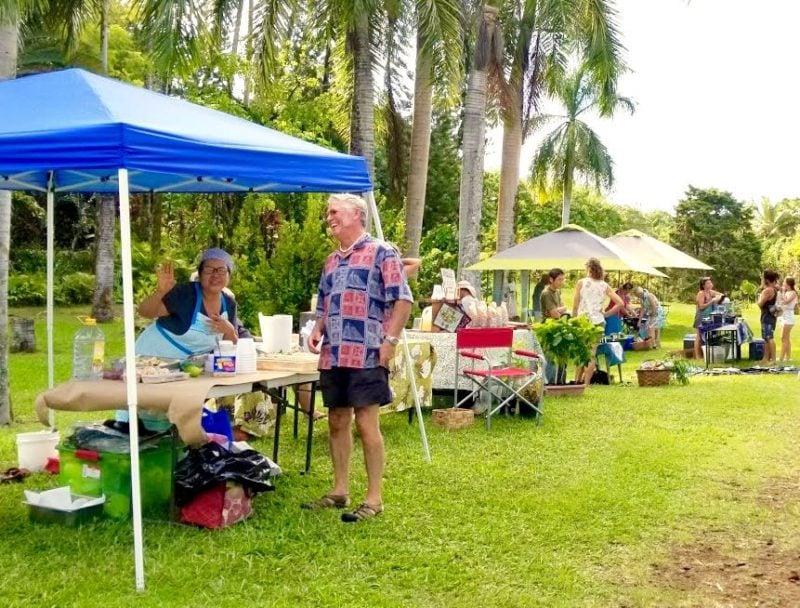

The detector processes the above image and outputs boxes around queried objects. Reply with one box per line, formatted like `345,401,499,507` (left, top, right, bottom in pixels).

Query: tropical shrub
57,272,95,305
8,273,47,306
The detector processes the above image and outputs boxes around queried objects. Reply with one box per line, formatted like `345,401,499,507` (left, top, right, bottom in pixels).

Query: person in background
632,286,666,348
136,248,250,358
572,258,626,385
693,277,725,360
531,273,548,322
305,194,413,523
757,269,780,365
540,268,567,321
457,280,479,311
604,282,633,335
778,277,796,362
539,268,567,383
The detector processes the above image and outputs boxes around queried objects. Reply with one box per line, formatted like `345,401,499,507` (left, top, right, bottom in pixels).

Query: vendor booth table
698,318,753,367
35,371,320,471
404,328,541,391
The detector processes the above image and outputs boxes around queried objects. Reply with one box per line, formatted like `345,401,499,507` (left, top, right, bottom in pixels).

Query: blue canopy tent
0,68,429,589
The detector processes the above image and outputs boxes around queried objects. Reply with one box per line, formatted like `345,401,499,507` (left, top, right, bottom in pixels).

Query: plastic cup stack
236,338,257,373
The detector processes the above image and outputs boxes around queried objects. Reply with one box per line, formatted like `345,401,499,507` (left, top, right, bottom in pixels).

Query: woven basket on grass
631,339,652,352
635,368,671,387
432,408,475,430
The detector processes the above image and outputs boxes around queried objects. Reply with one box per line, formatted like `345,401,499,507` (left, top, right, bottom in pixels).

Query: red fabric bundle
179,482,252,528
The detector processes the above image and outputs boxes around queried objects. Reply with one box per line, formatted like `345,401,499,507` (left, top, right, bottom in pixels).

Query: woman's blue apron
135,283,229,359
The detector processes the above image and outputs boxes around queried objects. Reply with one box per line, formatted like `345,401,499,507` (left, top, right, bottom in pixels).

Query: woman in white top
572,258,626,385
778,276,796,362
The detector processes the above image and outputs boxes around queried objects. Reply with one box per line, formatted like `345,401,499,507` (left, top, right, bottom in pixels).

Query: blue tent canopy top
0,68,372,194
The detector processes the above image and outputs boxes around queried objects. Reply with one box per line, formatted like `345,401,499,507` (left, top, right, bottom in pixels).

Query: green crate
58,437,175,520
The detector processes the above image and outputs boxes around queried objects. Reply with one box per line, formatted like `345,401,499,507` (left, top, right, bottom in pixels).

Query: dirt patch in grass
652,477,800,607
652,540,800,607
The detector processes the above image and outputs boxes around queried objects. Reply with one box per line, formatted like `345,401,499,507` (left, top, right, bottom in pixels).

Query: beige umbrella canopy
468,224,668,277
607,229,713,270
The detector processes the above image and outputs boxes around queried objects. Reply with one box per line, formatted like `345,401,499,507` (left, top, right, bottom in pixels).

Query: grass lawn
0,304,799,607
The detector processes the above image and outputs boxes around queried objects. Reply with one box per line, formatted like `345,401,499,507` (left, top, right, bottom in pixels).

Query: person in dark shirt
136,248,250,358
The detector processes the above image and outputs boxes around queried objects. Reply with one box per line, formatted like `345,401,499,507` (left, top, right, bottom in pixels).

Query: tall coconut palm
457,3,502,287
404,0,462,257
496,0,625,241
0,6,19,425
530,65,634,226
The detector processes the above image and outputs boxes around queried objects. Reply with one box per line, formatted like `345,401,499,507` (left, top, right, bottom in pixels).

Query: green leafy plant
533,316,603,384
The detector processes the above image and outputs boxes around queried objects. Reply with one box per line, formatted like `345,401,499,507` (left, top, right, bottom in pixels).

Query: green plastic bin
58,436,175,520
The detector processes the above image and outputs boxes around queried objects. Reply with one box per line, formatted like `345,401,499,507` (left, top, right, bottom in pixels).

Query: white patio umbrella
607,229,713,270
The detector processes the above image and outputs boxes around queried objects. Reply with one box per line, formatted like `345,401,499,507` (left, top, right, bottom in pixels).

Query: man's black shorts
319,367,392,408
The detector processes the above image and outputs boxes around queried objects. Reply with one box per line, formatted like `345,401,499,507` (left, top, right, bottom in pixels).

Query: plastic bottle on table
72,317,105,380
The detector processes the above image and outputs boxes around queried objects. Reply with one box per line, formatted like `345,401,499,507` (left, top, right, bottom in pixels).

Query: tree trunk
91,196,116,322
404,40,433,257
0,19,19,426
100,0,109,73
10,317,36,353
561,146,576,226
150,192,162,254
348,14,375,180
496,113,521,252
457,65,488,290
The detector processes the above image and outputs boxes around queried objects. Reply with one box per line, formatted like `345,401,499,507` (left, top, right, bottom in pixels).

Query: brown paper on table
35,371,300,446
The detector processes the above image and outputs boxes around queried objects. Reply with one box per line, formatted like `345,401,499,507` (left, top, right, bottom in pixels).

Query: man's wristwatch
384,335,400,346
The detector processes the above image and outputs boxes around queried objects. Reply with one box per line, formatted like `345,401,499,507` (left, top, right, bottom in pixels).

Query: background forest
3,0,800,333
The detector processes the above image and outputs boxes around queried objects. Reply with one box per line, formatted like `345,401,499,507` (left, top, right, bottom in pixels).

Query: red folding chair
453,327,543,430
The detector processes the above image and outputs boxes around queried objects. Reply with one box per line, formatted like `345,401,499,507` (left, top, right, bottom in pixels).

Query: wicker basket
631,338,652,352
635,368,671,387
432,408,475,430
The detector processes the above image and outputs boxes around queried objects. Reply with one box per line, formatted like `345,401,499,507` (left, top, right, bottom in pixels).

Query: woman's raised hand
156,261,176,294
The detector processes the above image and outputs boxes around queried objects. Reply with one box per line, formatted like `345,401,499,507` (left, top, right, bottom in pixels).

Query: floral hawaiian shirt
316,234,413,369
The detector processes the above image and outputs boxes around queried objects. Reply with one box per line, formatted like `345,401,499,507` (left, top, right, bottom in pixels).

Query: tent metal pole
118,169,146,590
46,173,56,428
363,191,431,463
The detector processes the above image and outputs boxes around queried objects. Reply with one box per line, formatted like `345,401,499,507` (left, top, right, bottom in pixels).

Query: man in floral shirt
305,194,413,522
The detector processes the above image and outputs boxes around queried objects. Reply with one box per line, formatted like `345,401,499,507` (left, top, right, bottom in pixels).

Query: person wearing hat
136,247,249,358
457,280,478,309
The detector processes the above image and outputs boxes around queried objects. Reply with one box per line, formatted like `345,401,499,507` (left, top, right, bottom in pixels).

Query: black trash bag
175,443,277,506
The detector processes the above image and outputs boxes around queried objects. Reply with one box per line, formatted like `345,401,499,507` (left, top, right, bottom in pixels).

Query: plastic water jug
72,317,105,380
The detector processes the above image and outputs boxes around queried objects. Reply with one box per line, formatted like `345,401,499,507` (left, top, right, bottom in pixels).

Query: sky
485,0,800,213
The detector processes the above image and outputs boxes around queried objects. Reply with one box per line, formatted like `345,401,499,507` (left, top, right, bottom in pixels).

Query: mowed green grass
0,303,798,608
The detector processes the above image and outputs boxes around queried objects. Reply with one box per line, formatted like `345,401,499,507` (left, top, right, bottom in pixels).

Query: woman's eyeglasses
202,267,229,276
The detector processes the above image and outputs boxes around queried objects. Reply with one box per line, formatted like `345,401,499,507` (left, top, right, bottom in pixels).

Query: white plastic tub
16,430,60,472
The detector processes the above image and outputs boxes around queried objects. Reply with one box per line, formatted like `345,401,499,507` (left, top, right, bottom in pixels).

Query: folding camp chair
453,327,543,430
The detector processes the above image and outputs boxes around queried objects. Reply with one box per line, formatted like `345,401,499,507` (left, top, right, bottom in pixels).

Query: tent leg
119,169,146,591
363,191,431,463
46,173,56,428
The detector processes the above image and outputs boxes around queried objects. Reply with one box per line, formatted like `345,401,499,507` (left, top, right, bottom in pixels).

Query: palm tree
0,4,19,425
753,197,800,240
404,0,462,257
457,3,502,288
530,65,634,226
496,0,626,244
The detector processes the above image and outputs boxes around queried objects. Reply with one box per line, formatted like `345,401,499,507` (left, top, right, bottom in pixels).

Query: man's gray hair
328,193,368,227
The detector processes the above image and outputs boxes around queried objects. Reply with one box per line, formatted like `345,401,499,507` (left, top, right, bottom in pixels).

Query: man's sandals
300,494,383,522
341,502,383,523
301,494,350,510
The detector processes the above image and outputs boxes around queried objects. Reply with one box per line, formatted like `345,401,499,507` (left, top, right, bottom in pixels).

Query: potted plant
636,357,691,387
533,316,603,395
